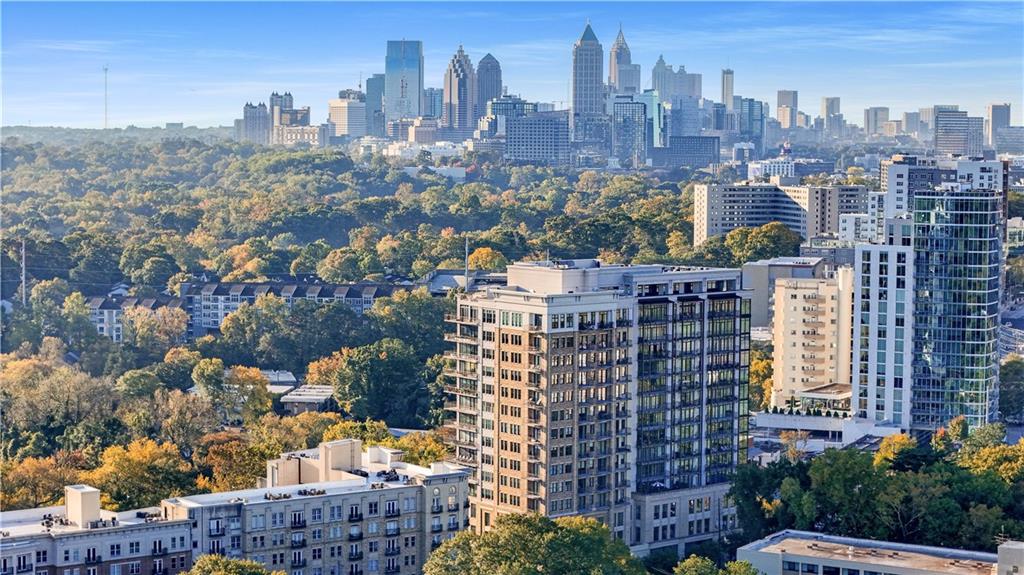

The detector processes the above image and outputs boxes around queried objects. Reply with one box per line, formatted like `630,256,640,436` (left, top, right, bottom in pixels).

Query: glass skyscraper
911,183,1003,430
384,40,424,124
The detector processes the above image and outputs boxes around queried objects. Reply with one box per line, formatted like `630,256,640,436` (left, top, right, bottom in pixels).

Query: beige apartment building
770,268,853,413
444,260,750,556
0,486,193,575
693,181,868,246
161,439,469,575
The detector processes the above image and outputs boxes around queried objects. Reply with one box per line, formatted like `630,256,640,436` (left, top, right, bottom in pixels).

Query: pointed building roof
612,25,627,48
579,23,598,42
479,53,499,64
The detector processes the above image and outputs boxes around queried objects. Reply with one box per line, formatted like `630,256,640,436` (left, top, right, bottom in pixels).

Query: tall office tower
651,56,675,101
607,27,640,94
919,104,958,134
912,170,1004,431
721,69,734,111
443,260,749,551
240,102,270,144
423,87,444,119
669,96,701,138
934,110,984,156
505,111,571,166
821,97,843,135
737,98,766,154
365,73,386,136
770,268,854,413
902,111,921,135
571,23,605,139
986,103,1011,147
777,90,798,128
385,40,424,124
821,97,840,120
863,107,890,135
612,94,647,168
476,53,503,114
637,89,665,149
442,46,477,132
851,228,915,427
327,93,367,139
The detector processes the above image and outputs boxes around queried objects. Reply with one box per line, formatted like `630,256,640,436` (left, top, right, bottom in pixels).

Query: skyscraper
365,73,386,137
476,53,503,113
777,90,798,129
863,107,890,136
443,260,749,551
423,87,444,119
911,163,1004,431
385,40,424,124
934,109,984,156
571,23,605,139
651,56,701,104
240,102,270,144
442,46,477,133
721,69,734,111
327,93,366,139
608,26,640,94
986,103,1011,147
612,94,646,168
821,97,840,119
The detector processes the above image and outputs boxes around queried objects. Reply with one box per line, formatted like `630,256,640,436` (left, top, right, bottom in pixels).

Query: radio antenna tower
103,65,109,130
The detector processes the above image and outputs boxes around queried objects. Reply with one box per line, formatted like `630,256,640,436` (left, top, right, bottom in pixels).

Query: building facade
385,40,424,124
441,46,477,133
328,95,367,140
475,54,502,115
505,111,571,166
934,110,984,157
443,260,749,556
0,486,193,575
571,24,605,141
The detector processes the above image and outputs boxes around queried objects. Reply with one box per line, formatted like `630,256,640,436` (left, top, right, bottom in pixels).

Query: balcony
290,519,307,529
209,528,225,537
151,548,168,556
84,557,103,565
431,540,443,550
348,551,363,561
445,313,478,324
290,538,307,549
151,569,168,575
291,559,306,568
384,548,401,557
384,568,401,575
384,508,401,518
431,503,443,514
448,502,460,512
385,527,401,536
348,513,364,522
15,566,33,574
463,517,471,527
348,532,364,541
431,524,443,533
447,523,459,531
444,332,478,344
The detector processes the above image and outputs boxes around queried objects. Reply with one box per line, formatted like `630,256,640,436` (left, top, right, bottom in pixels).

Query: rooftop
281,385,334,404
740,530,997,575
745,256,824,267
0,504,177,540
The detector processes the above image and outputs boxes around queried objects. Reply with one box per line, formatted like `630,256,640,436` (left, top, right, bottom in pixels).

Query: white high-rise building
327,96,367,139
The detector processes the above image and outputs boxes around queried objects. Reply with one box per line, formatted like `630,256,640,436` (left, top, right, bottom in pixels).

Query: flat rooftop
740,530,997,575
0,505,180,540
281,385,334,403
165,448,465,508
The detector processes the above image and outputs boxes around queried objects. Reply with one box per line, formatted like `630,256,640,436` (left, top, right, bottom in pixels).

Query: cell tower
103,65,109,130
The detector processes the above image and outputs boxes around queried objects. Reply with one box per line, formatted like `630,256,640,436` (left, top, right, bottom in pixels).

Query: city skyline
2,1,1022,129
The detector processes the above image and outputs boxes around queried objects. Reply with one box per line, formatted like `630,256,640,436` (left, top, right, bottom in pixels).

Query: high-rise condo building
241,102,270,144
476,54,503,114
612,94,647,168
911,165,1004,431
365,74,386,137
863,107,889,136
902,111,921,135
385,40,424,124
934,110,984,156
571,23,605,140
770,268,854,413
608,27,640,94
986,103,1011,147
505,111,571,166
721,69,734,111
443,259,748,554
442,46,477,133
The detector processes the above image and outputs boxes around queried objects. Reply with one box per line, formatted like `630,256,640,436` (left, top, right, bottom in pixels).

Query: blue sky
2,1,1022,128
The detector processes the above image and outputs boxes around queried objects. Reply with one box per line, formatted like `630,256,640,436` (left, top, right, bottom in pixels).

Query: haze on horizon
2,1,1022,129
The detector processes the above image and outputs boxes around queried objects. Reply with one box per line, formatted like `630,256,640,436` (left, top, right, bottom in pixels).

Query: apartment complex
693,182,868,246
741,257,829,328
0,485,193,575
770,268,853,413
179,282,405,337
737,530,1020,575
443,259,750,556
161,439,469,575
87,295,185,343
